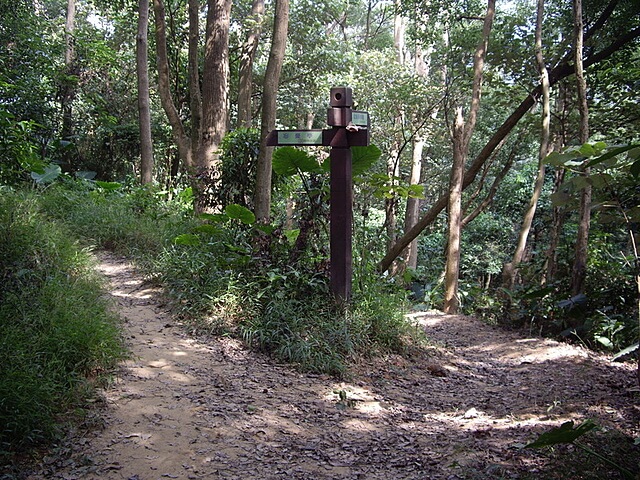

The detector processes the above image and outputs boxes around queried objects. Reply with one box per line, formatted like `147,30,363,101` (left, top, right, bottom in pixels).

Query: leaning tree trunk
502,0,550,291
137,0,154,184
570,0,592,296
153,0,193,170
254,0,290,223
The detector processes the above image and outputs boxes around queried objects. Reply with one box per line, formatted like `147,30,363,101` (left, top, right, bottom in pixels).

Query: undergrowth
0,189,126,462
32,178,423,377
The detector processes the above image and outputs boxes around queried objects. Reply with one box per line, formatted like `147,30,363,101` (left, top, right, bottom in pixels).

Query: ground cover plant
0,189,126,461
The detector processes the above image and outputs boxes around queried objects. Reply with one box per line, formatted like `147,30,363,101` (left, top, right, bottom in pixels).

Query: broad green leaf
544,152,575,166
352,144,382,176
525,420,597,449
631,159,640,178
595,336,613,348
198,212,229,223
174,233,200,246
589,173,614,188
95,180,122,191
572,175,592,189
578,143,596,157
75,170,97,180
225,204,256,224
193,224,220,235
284,229,300,244
549,191,571,206
612,342,639,361
255,224,276,235
407,184,426,199
31,164,61,184
586,144,640,169
626,206,640,222
273,147,322,176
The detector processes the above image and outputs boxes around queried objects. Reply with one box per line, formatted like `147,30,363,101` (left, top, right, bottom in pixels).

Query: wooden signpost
266,87,370,302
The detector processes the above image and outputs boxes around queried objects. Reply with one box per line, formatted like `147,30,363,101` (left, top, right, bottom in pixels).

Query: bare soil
23,253,640,479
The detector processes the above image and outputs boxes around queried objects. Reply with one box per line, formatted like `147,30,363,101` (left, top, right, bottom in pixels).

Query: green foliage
525,420,598,449
38,179,196,263
0,191,126,457
0,108,44,185
525,420,636,480
37,172,420,376
211,128,261,209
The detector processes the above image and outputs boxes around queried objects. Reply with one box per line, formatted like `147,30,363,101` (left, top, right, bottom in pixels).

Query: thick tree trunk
502,0,549,290
237,0,265,128
137,0,154,184
254,0,290,222
377,21,640,273
198,0,232,170
570,0,592,296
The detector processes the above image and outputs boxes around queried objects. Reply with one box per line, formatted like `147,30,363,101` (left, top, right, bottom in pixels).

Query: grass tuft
0,190,126,460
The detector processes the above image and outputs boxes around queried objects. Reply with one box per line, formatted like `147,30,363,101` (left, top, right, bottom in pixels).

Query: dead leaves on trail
21,254,640,480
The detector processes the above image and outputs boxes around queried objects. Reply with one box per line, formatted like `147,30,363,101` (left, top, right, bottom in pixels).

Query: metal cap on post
329,87,353,107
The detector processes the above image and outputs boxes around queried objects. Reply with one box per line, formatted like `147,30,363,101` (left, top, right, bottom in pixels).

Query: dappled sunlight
57,255,636,480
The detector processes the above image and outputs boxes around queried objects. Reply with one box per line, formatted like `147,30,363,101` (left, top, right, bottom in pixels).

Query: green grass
0,189,126,460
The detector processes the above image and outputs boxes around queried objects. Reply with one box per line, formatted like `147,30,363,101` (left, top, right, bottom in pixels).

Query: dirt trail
26,253,639,479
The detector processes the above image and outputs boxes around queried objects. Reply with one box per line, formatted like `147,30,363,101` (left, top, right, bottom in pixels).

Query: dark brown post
328,87,353,303
266,86,369,304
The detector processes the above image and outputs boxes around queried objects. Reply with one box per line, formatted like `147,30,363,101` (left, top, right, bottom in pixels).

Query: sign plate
352,110,370,127
277,130,324,145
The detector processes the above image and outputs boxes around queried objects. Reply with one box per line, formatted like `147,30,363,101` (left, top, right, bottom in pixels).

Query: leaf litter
21,253,639,479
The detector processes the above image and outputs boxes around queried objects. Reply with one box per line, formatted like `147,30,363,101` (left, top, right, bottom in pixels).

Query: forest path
27,252,638,479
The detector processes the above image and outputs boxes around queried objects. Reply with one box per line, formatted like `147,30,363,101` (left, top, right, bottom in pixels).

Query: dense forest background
1,0,639,460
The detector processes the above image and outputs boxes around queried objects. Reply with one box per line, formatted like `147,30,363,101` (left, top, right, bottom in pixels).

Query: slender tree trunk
571,0,591,296
137,0,154,184
502,0,550,290
237,0,265,128
377,11,640,274
404,136,424,270
385,143,401,247
61,0,76,169
393,0,406,65
254,0,290,222
403,39,431,271
188,0,202,156
544,82,569,284
153,0,193,169
444,108,465,313
443,0,495,314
